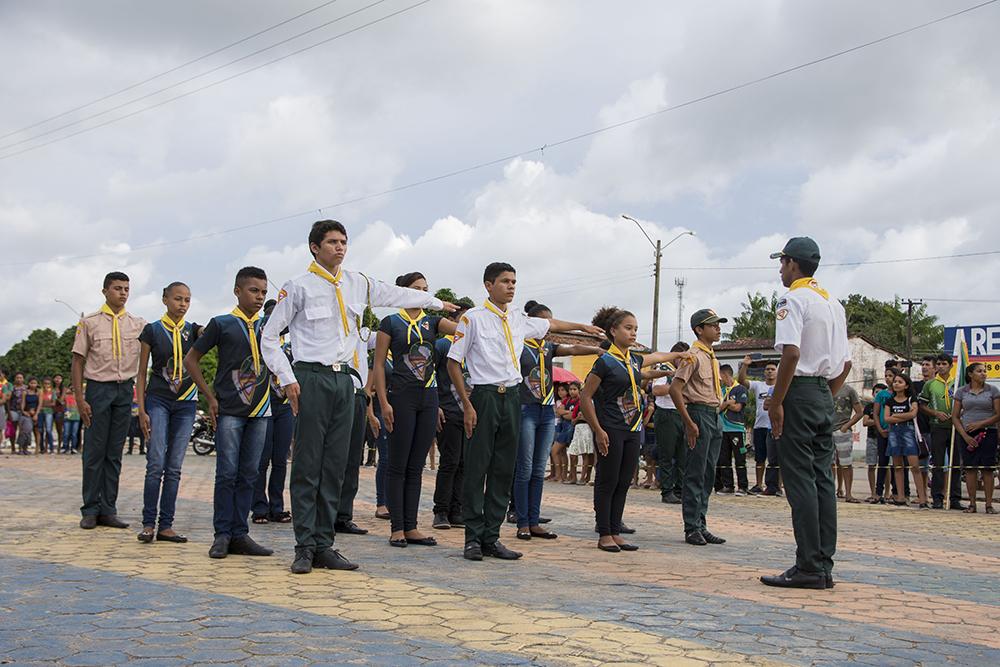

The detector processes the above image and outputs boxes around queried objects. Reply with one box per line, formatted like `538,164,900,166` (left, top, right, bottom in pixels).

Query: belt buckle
497,385,506,394
331,363,342,372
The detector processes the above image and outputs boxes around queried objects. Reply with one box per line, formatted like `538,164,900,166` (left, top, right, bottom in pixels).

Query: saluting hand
769,403,784,439
79,399,93,428
284,383,301,417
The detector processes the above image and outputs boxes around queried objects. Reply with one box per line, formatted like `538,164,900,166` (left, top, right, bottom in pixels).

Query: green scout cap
690,308,727,329
770,237,821,262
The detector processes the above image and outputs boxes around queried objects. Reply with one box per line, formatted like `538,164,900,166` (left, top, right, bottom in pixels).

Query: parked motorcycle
191,411,215,456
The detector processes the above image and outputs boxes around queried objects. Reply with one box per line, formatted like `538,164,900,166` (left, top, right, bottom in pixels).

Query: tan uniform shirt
673,344,721,408
72,310,146,382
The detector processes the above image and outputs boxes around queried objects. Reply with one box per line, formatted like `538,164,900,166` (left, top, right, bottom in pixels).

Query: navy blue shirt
436,336,470,423
192,313,271,418
378,311,441,392
589,351,645,432
519,340,557,405
138,320,201,401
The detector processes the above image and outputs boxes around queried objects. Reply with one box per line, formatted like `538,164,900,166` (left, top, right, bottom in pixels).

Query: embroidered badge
776,308,788,321
776,298,787,308
277,289,288,302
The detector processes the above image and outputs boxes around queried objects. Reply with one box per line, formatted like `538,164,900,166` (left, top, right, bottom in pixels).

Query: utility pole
651,240,662,351
902,299,923,361
675,277,686,345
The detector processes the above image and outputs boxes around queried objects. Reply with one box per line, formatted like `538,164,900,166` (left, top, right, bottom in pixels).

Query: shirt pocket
92,332,114,354
304,303,334,322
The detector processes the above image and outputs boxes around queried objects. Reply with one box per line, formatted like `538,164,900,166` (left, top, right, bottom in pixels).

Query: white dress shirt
262,269,443,388
652,376,676,410
773,281,850,379
447,303,550,387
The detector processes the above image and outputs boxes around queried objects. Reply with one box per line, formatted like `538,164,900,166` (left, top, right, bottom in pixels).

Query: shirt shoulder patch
776,308,789,321
277,288,288,302
460,315,470,325
775,297,787,309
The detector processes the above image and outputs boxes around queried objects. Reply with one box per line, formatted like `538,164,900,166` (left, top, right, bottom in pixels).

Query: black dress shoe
432,512,451,529
661,493,681,504
538,517,551,524
448,515,465,528
931,501,944,509
597,543,621,553
619,523,636,534
463,541,483,561
137,529,155,543
375,510,390,520
760,566,826,589
685,530,707,546
389,538,408,548
97,515,129,529
79,515,97,530
334,521,368,535
950,502,966,511
529,530,557,539
228,535,273,556
313,548,359,571
506,511,517,524
516,531,532,541
290,547,314,574
617,543,639,552
482,541,522,560
826,573,835,589
209,536,230,559
156,532,188,543
405,536,437,546
702,530,726,545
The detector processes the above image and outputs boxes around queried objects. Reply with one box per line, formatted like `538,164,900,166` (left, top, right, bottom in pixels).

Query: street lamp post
621,215,694,351
55,299,83,320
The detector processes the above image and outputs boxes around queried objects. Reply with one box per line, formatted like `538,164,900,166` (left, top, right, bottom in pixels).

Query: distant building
715,334,916,399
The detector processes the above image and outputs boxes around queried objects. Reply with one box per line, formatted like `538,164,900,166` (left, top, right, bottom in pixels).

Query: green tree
429,287,474,319
727,292,778,341
197,348,218,412
0,326,76,378
841,294,943,355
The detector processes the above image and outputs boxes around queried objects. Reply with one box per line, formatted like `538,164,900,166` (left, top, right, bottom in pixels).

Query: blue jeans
513,403,555,528
253,403,294,518
63,420,81,452
213,415,269,538
374,412,389,507
142,396,197,529
38,412,54,452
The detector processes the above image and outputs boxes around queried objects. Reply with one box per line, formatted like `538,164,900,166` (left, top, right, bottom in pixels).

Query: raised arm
554,344,603,356
369,278,455,312
737,355,752,387
547,318,604,337
640,350,689,368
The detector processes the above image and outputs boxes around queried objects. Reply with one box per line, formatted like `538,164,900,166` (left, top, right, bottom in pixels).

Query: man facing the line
260,220,457,575
761,237,850,590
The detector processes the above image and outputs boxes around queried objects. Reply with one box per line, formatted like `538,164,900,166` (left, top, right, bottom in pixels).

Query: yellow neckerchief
933,374,953,412
693,340,722,401
160,314,186,381
99,303,126,359
483,299,519,370
398,309,427,345
789,277,829,300
230,308,261,375
307,260,360,368
525,338,550,402
608,343,642,431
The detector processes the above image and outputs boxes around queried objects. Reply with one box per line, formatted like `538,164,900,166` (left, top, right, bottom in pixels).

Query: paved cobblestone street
1,453,998,666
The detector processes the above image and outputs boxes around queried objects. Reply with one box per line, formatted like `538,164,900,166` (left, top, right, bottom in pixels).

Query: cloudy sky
1,0,998,353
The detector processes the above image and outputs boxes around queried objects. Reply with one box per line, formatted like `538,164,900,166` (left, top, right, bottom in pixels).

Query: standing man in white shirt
446,262,602,562
261,220,457,575
761,237,851,590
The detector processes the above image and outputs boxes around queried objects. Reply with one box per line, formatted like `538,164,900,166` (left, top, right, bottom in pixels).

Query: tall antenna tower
675,277,686,343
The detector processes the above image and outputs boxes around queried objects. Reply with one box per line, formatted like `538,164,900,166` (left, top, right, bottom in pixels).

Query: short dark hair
764,361,778,369
103,271,129,289
884,359,899,370
719,364,733,374
592,306,635,342
670,341,690,353
935,352,952,365
872,382,887,391
395,272,426,288
162,281,188,298
235,266,267,288
308,220,348,257
524,300,550,317
796,258,818,277
921,355,936,363
483,262,516,283
965,362,985,384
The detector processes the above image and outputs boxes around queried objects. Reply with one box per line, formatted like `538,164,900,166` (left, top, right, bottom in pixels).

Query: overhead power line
0,0,344,142
0,0,431,161
667,249,1000,272
2,0,995,265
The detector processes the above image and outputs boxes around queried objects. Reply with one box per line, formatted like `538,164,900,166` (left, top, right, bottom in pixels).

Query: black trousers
387,387,438,533
594,427,641,536
716,431,749,491
433,418,465,517
930,426,962,503
763,430,782,493
337,392,368,524
81,380,133,517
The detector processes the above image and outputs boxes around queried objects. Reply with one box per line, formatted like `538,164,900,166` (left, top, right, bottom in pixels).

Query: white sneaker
734,489,746,497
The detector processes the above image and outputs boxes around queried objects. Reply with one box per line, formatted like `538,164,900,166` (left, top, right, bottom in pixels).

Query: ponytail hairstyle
395,272,426,288
966,362,985,384
524,300,551,317
162,281,189,298
592,306,635,343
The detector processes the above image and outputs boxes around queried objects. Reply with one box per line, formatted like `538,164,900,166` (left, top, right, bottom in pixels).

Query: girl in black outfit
373,272,458,548
579,307,687,552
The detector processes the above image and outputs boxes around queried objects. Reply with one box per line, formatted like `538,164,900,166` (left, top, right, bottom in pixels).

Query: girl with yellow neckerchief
512,300,603,541
373,272,461,549
579,307,692,553
135,282,203,544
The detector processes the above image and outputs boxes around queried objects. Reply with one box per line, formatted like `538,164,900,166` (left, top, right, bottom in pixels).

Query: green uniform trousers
779,376,837,575
681,404,722,534
290,363,355,550
81,379,133,517
337,392,368,524
462,386,521,545
654,407,686,498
